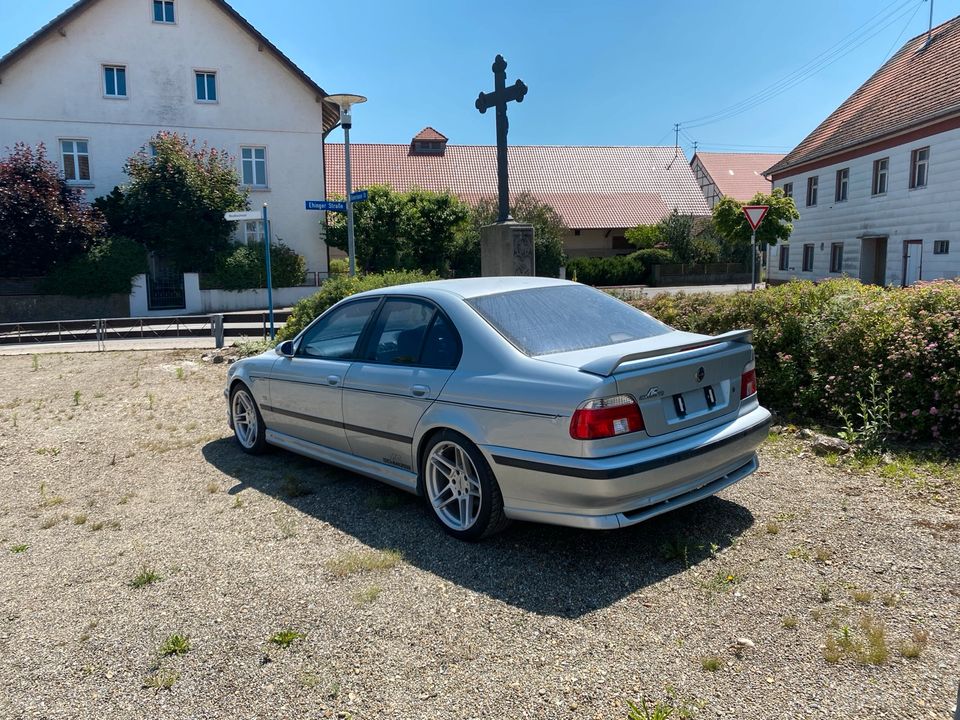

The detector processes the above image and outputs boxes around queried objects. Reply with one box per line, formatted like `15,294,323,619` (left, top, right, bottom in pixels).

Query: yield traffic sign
742,205,769,230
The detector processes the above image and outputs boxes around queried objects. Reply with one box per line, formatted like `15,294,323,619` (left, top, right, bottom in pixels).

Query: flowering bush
632,278,960,442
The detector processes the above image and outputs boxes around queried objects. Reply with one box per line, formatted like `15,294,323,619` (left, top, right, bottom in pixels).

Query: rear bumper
482,405,771,530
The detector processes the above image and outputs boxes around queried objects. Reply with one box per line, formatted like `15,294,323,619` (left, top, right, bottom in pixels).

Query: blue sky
2,0,951,154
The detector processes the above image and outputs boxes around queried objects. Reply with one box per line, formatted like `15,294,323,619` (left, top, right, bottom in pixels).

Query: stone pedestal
480,220,535,277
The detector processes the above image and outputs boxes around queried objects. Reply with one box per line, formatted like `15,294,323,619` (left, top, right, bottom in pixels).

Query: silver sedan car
224,277,770,540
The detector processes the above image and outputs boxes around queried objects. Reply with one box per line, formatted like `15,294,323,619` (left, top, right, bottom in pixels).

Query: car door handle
410,384,430,397
326,375,341,386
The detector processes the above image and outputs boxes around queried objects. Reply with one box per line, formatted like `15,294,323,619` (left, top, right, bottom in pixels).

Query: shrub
0,143,105,276
631,278,960,441
566,254,646,286
277,270,436,341
203,240,306,290
39,236,148,296
329,258,349,274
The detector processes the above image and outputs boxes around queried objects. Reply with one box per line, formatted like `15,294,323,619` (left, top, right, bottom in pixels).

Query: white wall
0,0,329,273
200,285,317,313
129,273,202,316
770,126,960,286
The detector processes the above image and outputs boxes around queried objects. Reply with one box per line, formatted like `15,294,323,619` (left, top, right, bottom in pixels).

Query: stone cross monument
475,54,535,276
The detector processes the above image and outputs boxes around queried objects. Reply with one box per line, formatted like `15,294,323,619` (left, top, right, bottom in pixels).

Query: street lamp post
326,93,367,277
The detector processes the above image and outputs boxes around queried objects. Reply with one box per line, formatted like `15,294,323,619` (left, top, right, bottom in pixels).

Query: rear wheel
422,431,509,541
230,384,268,454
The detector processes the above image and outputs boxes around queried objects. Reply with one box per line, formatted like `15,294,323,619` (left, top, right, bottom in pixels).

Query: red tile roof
768,16,960,176
325,144,709,229
692,152,781,201
412,127,448,143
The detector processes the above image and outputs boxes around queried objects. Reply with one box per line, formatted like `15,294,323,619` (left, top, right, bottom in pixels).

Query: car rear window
466,284,670,356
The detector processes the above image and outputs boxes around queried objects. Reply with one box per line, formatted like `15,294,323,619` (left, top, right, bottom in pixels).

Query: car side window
420,313,461,369
365,299,436,365
297,298,380,360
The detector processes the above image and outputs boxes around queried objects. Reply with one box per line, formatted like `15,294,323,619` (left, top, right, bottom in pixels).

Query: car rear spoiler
579,329,754,377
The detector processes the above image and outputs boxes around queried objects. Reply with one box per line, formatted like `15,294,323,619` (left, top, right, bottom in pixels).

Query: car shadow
202,438,755,619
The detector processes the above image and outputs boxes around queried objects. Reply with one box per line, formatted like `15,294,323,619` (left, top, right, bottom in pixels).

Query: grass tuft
325,549,403,577
354,585,383,604
158,633,191,657
11,544,28,554
73,513,87,525
898,628,928,658
269,629,304,648
700,655,722,672
765,521,780,535
130,566,162,589
851,589,873,605
143,670,179,690
782,615,798,629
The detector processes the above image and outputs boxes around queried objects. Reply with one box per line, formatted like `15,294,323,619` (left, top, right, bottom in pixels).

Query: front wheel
422,431,509,541
230,384,268,454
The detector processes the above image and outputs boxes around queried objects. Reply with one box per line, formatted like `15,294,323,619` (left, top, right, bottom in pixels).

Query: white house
766,17,960,286
0,0,339,292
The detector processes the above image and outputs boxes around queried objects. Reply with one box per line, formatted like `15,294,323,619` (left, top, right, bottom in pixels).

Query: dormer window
409,127,448,155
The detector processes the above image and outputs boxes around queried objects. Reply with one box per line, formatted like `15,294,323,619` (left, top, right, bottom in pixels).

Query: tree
0,143,104,276
624,223,660,250
96,132,248,272
452,192,567,278
712,189,800,260
326,186,472,276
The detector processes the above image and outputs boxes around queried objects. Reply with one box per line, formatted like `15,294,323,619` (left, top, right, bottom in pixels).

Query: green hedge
203,240,306,290
566,250,675,287
277,270,437,341
631,278,960,442
39,236,148,296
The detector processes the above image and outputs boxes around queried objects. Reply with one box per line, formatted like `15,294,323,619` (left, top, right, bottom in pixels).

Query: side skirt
265,429,419,494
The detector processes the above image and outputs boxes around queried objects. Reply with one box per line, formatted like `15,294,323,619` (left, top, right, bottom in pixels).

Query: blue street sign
349,189,369,203
305,200,347,212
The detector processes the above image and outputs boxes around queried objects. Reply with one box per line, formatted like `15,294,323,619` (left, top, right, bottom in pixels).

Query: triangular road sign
742,205,769,231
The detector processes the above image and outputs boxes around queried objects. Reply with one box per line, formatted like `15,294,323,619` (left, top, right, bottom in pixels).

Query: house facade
766,18,960,286
326,130,710,258
690,152,782,208
0,0,339,279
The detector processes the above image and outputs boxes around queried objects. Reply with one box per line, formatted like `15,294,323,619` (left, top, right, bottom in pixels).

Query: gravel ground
0,350,958,720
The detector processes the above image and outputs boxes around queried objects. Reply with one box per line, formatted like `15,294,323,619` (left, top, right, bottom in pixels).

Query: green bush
566,255,646,286
632,248,675,272
631,278,960,442
328,257,349,274
39,236,148,296
203,240,306,290
277,270,437,341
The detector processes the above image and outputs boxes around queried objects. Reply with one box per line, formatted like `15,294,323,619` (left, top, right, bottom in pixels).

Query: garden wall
0,293,128,323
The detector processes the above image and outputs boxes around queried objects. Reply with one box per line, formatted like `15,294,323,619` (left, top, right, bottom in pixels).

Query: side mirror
276,340,295,358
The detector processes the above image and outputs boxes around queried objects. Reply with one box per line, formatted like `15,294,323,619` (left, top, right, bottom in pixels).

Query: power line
679,0,922,130
883,0,925,61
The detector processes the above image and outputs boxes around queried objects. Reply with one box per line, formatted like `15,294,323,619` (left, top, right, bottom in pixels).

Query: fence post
211,314,224,349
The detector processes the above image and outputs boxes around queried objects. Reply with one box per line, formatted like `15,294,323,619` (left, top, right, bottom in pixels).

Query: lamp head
326,93,366,129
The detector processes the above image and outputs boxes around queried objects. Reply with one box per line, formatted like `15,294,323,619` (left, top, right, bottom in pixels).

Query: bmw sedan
225,277,771,540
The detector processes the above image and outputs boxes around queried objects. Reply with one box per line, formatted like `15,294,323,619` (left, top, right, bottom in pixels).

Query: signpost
224,206,275,339
742,205,769,291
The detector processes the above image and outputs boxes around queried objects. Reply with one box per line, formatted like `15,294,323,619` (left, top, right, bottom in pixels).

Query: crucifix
475,54,528,223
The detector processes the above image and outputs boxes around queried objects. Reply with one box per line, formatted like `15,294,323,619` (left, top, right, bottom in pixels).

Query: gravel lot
0,350,958,720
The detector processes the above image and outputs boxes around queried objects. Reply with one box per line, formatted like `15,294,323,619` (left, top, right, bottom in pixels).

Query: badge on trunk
696,366,705,383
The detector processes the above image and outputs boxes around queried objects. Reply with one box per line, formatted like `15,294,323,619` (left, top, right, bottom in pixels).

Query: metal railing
0,310,291,348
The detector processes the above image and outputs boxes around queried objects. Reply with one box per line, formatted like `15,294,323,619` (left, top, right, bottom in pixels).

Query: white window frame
782,182,793,199
806,176,818,207
153,0,176,24
240,146,268,188
194,70,218,103
910,146,929,189
60,139,92,185
103,64,127,99
244,220,262,245
933,240,949,255
872,157,888,196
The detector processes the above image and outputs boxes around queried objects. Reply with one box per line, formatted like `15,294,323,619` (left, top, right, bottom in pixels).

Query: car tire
421,430,510,541
230,383,268,455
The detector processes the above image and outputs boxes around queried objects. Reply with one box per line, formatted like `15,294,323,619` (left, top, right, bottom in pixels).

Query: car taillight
741,367,758,399
570,395,644,440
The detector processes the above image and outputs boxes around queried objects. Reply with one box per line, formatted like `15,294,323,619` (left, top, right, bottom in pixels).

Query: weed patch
130,567,161,589
326,549,403,577
269,629,303,648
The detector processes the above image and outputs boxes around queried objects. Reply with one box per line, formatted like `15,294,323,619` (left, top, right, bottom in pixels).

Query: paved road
0,336,217,356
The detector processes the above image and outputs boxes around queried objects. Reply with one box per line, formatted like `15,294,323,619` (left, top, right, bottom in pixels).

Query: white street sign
224,210,262,221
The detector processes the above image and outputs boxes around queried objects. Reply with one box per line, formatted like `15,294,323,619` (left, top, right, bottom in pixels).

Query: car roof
352,276,574,301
